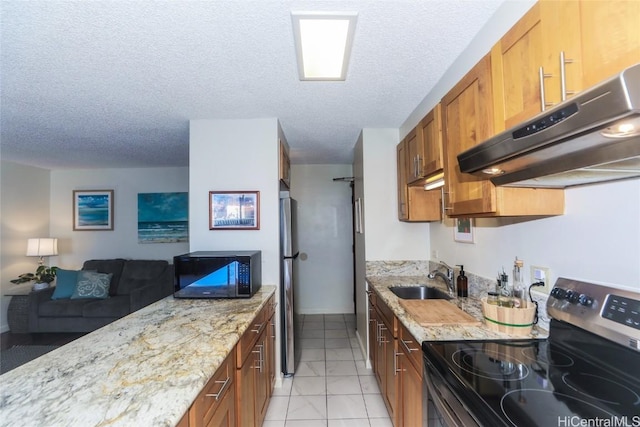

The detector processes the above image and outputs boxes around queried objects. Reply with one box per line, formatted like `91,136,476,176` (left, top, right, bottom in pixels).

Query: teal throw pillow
51,269,81,300
71,271,112,299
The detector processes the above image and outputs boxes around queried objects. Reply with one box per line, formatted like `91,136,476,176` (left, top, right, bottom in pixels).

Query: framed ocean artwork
73,190,114,231
137,192,188,243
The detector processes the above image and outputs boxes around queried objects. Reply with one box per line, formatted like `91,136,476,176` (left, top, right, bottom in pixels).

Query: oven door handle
424,362,480,427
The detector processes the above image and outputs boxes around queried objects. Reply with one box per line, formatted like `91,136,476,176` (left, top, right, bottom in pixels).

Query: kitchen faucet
428,261,456,296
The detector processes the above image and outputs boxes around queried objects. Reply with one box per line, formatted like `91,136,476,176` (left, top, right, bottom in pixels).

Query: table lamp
26,238,58,266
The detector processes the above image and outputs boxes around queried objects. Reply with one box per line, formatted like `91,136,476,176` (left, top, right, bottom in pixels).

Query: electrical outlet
530,266,551,294
431,250,439,260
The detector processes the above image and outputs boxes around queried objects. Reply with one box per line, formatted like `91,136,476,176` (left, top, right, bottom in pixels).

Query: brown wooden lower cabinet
368,290,426,427
189,348,236,427
398,323,424,427
185,295,275,427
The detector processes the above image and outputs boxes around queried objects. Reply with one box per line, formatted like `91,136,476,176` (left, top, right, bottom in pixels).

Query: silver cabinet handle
538,66,553,112
560,51,575,101
401,338,419,353
394,352,404,375
206,376,231,401
417,154,423,177
252,344,264,372
251,322,263,334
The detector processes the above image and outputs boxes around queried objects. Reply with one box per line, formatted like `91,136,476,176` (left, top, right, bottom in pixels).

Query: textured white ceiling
1,1,505,169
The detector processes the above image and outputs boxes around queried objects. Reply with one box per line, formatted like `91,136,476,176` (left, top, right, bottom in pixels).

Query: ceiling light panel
292,12,357,81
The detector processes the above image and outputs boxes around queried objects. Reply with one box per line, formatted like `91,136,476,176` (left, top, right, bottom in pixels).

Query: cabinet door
279,140,291,188
382,324,398,425
579,0,640,88
399,353,423,427
267,311,276,394
396,140,409,220
491,1,582,132
368,293,378,371
375,319,385,389
442,53,497,216
254,332,269,426
406,127,423,183
236,352,256,427
418,103,444,178
206,385,236,427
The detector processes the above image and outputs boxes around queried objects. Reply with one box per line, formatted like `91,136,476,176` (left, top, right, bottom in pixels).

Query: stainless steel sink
389,286,451,300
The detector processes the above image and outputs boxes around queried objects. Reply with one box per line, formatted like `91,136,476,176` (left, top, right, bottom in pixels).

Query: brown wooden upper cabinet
407,104,444,185
441,53,564,217
491,0,640,133
397,126,442,222
279,139,291,189
578,1,640,88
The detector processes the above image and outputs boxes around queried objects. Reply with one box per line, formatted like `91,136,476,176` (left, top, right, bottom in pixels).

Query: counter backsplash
366,260,551,331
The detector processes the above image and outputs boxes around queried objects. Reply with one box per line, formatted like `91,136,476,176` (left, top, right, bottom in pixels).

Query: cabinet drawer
398,322,422,373
236,303,268,368
190,348,236,427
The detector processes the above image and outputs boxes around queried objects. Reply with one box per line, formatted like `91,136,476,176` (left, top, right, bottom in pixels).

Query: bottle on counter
456,265,468,297
513,257,526,308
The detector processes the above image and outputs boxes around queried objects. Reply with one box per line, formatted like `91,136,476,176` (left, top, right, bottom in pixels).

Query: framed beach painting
73,190,114,231
209,191,260,230
138,192,188,243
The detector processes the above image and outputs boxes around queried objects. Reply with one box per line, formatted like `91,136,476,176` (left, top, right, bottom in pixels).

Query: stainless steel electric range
422,278,640,427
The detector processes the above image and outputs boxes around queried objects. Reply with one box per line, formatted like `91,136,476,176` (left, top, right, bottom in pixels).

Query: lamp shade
26,238,58,257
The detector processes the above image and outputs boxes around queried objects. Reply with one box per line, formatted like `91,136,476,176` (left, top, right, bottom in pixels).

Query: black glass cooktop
423,320,640,426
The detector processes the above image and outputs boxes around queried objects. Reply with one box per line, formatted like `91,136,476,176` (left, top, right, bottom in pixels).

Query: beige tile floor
263,313,393,427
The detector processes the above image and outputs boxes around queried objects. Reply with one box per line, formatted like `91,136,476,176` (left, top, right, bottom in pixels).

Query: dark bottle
456,265,468,297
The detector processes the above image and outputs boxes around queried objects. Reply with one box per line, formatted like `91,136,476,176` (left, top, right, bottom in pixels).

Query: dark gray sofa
28,259,174,333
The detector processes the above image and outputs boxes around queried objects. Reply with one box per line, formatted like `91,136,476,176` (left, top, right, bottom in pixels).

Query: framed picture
454,218,474,243
138,192,188,243
209,191,260,230
73,190,114,231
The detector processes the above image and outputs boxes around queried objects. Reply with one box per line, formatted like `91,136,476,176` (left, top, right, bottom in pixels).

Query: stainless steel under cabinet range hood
457,63,640,188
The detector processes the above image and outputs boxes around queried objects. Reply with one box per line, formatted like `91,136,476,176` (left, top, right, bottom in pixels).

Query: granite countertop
366,275,547,343
0,285,276,427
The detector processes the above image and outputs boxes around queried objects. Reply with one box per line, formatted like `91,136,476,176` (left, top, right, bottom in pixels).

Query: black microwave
173,251,261,299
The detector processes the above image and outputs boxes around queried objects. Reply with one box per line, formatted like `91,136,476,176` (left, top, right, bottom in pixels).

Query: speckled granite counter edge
0,286,276,427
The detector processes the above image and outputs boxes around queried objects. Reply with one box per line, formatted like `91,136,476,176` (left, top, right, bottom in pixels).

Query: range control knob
578,294,594,307
565,290,580,304
551,288,566,299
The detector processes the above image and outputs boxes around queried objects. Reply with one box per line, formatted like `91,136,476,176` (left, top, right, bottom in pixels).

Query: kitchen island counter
0,285,276,427
367,275,547,342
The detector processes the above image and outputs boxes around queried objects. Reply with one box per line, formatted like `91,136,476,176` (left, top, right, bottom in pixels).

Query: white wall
188,118,280,285
290,164,354,314
431,180,640,291
0,161,52,332
362,128,430,260
49,167,190,269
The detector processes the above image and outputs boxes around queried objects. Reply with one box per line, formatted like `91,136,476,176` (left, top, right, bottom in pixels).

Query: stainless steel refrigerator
280,196,298,376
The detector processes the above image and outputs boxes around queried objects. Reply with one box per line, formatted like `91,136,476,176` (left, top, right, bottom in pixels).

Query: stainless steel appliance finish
458,63,640,188
280,196,299,376
422,278,640,426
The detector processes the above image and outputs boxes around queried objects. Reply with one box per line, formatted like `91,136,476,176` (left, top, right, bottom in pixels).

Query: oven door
423,355,480,427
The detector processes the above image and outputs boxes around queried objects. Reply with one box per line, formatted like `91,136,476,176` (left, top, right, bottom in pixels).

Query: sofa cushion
71,271,112,299
51,269,81,300
38,299,91,317
82,295,130,318
117,260,169,295
82,259,126,296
